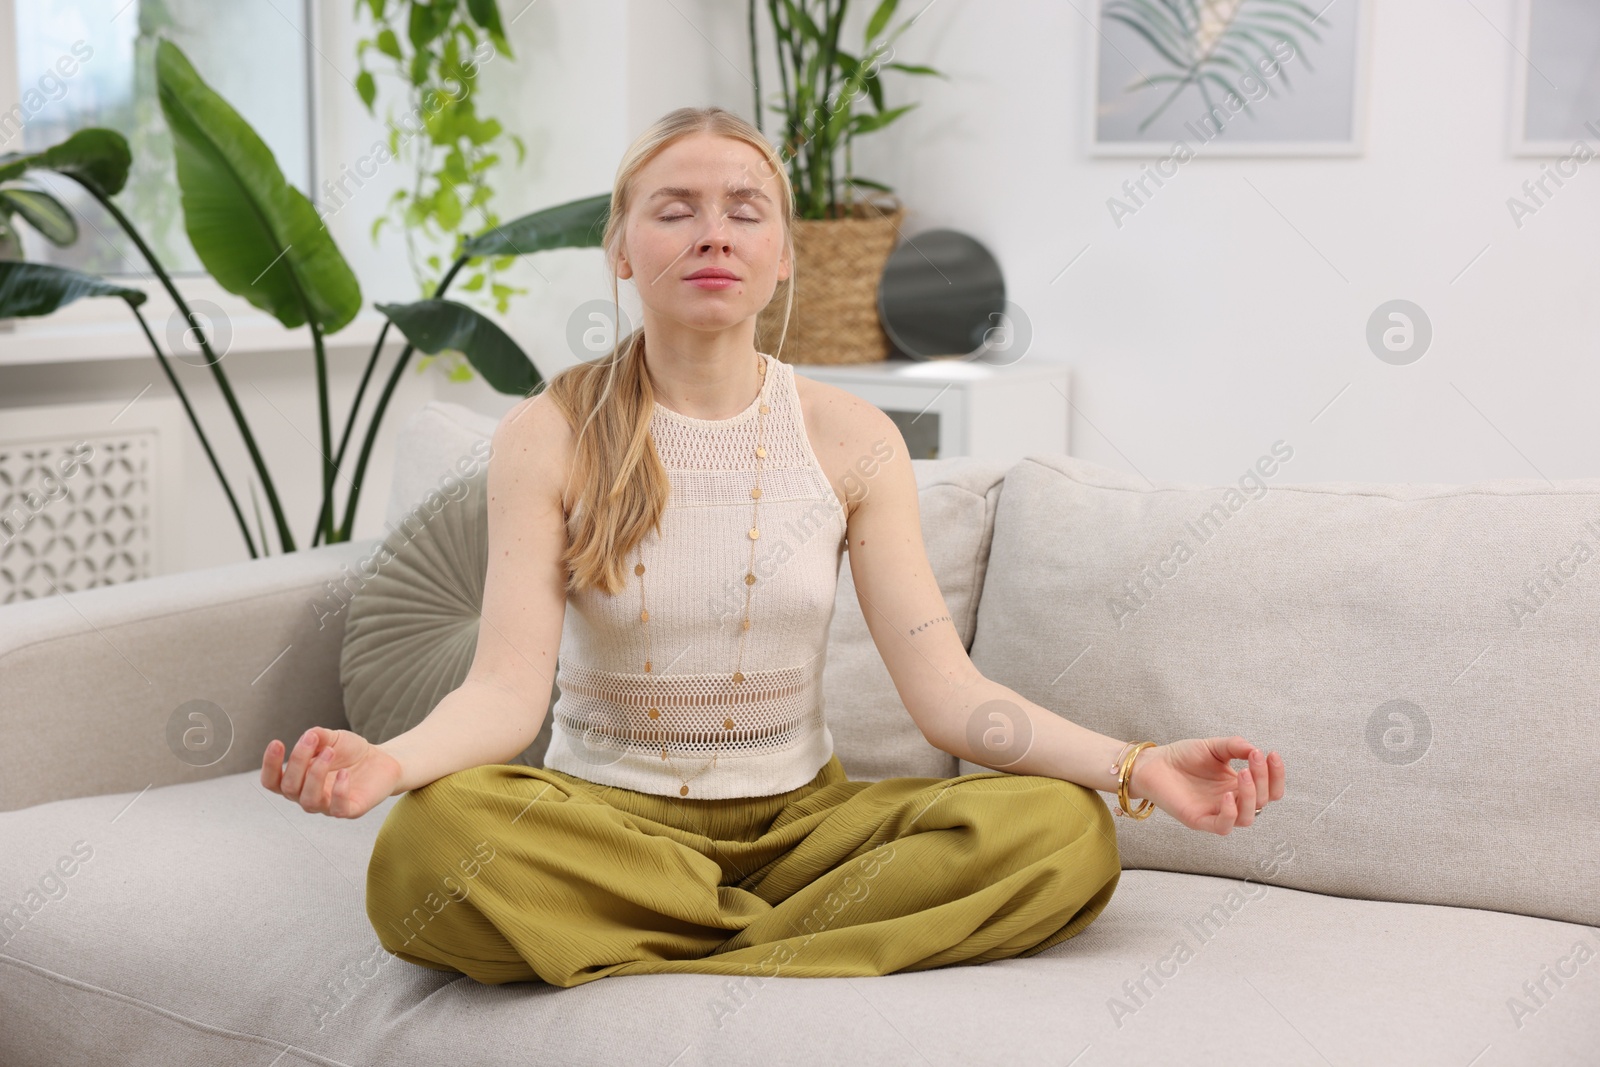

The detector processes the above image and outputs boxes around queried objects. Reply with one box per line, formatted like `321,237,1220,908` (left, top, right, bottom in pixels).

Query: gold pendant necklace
635,354,770,796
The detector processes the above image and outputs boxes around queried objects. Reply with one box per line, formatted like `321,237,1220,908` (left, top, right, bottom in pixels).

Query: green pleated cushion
339,464,554,768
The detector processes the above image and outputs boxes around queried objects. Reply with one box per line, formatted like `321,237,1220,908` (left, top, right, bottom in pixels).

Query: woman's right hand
261,727,403,819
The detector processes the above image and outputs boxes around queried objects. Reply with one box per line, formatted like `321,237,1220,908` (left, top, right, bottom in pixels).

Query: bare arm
833,399,1284,833
919,678,1140,793
378,677,549,794
832,403,1136,794
377,391,575,794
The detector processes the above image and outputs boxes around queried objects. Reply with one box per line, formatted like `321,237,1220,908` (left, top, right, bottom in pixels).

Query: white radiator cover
0,396,185,602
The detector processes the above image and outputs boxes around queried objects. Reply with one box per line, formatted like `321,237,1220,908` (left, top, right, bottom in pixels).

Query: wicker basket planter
757,198,904,365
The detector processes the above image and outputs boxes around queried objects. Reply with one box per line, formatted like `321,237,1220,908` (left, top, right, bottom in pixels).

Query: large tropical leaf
460,193,611,259
154,38,361,333
376,298,539,395
0,260,145,317
0,129,133,196
0,186,77,246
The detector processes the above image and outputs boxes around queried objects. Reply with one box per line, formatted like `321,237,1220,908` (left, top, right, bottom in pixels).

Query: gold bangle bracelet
1109,740,1138,777
1114,741,1157,820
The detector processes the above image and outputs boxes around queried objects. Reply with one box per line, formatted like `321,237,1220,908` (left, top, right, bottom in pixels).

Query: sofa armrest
0,538,382,812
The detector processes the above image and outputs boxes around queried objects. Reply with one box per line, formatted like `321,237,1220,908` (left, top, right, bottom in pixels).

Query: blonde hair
543,106,797,597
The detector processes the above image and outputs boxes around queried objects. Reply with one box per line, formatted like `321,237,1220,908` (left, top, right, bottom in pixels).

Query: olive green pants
364,752,1122,987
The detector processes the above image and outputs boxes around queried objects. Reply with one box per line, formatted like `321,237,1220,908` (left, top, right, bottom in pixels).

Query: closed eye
659,212,760,223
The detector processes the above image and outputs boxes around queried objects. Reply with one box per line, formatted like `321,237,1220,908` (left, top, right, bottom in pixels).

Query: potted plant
0,38,610,559
749,0,945,364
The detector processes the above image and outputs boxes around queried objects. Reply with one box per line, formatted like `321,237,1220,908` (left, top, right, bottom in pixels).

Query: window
3,0,315,276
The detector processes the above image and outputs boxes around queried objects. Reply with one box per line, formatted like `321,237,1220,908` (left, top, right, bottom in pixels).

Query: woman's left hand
1126,736,1285,836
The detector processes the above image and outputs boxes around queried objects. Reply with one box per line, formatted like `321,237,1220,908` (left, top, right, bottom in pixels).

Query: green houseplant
0,37,609,559
749,0,945,363
0,178,77,258
352,0,528,329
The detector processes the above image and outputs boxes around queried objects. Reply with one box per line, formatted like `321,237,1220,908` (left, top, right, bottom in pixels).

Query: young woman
262,106,1285,988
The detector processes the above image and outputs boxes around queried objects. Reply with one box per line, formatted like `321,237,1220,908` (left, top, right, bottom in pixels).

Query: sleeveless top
543,353,849,798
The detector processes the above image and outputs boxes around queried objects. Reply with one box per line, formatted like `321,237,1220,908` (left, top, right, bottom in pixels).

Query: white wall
831,0,1600,485
457,0,1600,487
10,0,1599,580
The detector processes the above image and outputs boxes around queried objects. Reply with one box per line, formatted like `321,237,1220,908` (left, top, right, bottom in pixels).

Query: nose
697,210,733,254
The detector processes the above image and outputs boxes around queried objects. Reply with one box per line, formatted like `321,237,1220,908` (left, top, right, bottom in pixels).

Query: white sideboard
789,357,1069,466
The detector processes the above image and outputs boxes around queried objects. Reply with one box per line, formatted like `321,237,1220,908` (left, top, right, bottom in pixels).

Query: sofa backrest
381,400,1006,783
965,450,1600,928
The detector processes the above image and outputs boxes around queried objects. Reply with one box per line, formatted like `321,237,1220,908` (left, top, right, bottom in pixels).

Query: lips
684,268,738,280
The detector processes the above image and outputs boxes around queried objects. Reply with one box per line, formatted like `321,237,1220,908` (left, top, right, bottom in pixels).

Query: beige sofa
2,400,1596,1066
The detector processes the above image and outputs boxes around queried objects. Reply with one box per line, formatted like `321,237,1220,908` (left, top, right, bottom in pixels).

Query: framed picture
1509,0,1600,156
1087,0,1371,157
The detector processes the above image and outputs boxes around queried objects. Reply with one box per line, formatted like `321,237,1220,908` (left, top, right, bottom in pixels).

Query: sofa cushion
3,771,1595,1065
823,457,1007,780
965,451,1600,929
384,400,499,530
369,399,1005,783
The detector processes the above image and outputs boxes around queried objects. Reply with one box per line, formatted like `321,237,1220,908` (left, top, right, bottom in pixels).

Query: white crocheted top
543,352,848,798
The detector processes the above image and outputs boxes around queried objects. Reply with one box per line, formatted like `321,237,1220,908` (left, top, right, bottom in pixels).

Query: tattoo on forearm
908,614,951,636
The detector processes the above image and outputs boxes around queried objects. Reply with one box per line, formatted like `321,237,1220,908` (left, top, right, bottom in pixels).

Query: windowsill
0,274,402,366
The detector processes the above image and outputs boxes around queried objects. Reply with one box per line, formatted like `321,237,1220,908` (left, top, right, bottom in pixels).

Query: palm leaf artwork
1103,0,1325,133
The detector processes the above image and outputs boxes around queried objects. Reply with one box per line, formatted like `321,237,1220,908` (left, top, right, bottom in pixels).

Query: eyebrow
646,185,772,205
